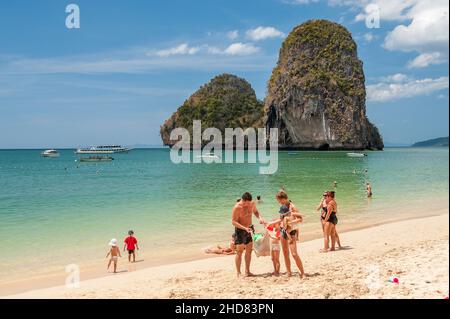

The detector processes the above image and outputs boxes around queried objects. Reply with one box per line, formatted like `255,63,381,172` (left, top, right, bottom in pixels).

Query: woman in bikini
321,191,340,252
317,192,341,250
316,192,328,231
275,191,305,278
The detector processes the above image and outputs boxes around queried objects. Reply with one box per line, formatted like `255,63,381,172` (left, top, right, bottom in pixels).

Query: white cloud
383,0,449,54
363,32,375,42
384,73,410,82
153,43,200,57
2,44,268,75
367,75,449,102
227,30,239,40
353,0,416,21
149,41,260,58
246,26,285,41
333,0,449,67
205,43,260,56
222,43,261,56
407,52,447,69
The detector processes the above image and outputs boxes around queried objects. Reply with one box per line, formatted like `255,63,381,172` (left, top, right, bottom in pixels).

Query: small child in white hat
106,238,122,273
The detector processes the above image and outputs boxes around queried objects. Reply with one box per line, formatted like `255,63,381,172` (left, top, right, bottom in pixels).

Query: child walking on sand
106,239,121,273
123,230,139,263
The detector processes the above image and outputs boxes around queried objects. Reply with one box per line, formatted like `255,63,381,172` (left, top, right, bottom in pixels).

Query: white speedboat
41,149,60,157
75,145,130,154
196,153,221,160
347,152,367,158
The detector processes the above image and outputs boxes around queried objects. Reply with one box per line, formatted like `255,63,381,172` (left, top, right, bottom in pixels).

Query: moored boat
75,145,130,154
347,152,367,158
41,149,60,157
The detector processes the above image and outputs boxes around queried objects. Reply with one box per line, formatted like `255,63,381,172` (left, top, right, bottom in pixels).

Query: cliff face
265,19,383,150
160,74,264,147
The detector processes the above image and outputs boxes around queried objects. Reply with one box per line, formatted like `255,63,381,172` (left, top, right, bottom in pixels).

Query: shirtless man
232,192,265,277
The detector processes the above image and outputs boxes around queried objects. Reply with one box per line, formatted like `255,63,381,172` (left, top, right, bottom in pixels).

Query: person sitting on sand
232,192,266,278
321,191,340,253
106,239,122,273
205,234,236,255
123,230,139,263
274,191,305,278
366,182,373,198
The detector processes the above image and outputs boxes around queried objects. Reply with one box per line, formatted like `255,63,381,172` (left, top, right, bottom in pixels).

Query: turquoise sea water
0,148,448,284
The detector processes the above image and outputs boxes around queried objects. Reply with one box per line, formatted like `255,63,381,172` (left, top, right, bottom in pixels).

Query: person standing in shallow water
366,182,373,198
275,191,305,278
231,192,265,278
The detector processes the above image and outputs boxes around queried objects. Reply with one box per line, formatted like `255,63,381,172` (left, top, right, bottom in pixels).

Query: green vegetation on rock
412,137,449,147
266,19,383,150
160,74,264,146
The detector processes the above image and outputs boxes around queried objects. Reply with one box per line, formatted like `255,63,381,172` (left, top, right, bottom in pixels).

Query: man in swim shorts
232,192,265,277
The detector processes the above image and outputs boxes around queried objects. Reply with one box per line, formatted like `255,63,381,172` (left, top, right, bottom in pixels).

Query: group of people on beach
106,230,139,273
229,189,342,278
106,181,371,276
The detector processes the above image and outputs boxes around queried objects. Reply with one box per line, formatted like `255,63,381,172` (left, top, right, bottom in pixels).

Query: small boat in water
196,154,221,160
347,152,367,158
79,156,114,162
41,149,60,157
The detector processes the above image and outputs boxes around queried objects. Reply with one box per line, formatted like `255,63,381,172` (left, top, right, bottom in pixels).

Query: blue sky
0,0,448,148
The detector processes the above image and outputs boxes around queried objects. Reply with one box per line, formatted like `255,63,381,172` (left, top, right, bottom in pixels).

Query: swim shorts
234,225,254,245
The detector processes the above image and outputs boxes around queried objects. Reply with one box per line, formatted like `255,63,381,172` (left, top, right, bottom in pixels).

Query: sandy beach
5,212,448,299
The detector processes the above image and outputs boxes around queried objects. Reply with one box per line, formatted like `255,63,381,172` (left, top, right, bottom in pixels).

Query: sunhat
109,238,118,246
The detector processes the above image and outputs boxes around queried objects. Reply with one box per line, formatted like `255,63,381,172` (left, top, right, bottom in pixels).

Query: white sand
4,213,449,299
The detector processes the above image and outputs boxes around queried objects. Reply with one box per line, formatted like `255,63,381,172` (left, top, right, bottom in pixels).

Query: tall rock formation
265,19,383,150
160,74,264,147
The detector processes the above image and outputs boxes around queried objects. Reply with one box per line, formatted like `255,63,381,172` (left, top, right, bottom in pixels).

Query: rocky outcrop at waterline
265,19,383,150
160,20,384,151
160,74,264,147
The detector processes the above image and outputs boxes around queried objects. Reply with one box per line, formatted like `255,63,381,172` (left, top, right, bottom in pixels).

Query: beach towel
253,232,271,257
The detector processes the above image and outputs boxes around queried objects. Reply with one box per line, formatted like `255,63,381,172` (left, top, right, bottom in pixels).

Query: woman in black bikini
317,192,342,250
320,191,340,252
275,191,305,278
316,192,328,231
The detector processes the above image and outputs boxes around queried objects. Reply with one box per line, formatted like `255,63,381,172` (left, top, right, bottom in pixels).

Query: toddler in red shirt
123,230,139,263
